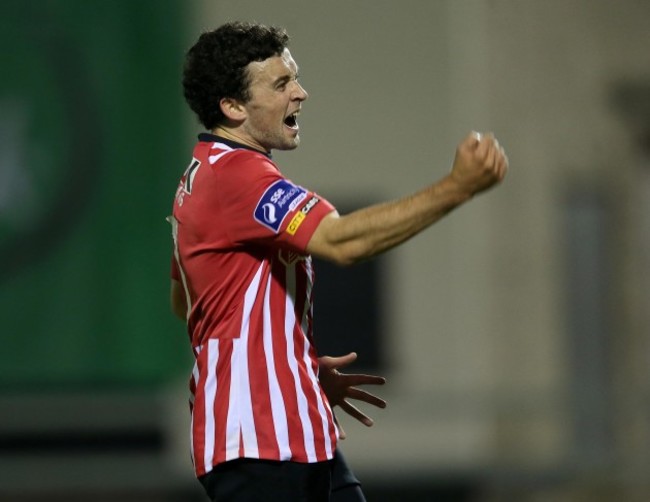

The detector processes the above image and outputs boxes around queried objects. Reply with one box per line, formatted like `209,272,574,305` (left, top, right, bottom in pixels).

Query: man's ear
219,98,246,122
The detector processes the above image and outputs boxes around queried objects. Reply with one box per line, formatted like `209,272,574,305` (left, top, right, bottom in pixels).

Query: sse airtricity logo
254,179,307,232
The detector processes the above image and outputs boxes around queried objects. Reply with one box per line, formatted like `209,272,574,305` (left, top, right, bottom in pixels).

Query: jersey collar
198,133,272,159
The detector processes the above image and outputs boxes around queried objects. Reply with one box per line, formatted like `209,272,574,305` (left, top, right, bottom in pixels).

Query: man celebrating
169,21,507,501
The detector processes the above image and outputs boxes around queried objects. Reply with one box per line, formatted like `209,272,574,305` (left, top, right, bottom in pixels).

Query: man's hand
449,131,509,196
318,352,387,439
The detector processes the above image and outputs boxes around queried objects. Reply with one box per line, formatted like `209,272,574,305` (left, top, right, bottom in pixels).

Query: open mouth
284,111,299,130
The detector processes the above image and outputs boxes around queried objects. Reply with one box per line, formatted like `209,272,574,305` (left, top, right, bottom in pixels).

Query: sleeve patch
286,196,320,235
254,179,307,233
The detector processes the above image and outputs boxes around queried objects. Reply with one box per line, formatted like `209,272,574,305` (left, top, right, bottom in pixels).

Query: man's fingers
485,140,498,169
496,147,509,180
340,374,386,387
470,131,482,148
335,352,358,368
475,134,508,184
347,387,387,408
454,130,508,194
475,132,495,162
462,131,482,153
334,413,347,440
319,352,357,370
339,400,374,427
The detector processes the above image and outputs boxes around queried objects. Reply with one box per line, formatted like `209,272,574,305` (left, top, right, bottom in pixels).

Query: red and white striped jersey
169,134,338,477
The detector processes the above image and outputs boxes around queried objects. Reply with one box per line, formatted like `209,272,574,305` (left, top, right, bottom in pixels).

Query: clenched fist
450,131,508,196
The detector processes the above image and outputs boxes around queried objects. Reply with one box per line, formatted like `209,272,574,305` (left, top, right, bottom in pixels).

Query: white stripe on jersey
262,273,292,460
203,341,219,470
208,142,234,164
284,262,317,462
225,263,263,461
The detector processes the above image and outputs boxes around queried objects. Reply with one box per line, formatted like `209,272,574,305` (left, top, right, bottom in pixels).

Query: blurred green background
0,0,189,389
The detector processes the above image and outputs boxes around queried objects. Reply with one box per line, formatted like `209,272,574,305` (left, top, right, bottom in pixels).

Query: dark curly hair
182,22,290,130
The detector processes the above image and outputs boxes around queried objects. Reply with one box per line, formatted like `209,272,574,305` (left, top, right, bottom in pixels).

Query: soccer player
169,21,507,501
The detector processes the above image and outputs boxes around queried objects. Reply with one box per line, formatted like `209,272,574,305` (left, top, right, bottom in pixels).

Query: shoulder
209,147,280,186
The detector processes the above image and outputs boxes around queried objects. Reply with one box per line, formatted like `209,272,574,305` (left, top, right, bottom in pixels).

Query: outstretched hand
318,352,387,439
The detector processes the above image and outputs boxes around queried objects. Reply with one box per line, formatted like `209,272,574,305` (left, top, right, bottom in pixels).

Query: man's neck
212,126,269,155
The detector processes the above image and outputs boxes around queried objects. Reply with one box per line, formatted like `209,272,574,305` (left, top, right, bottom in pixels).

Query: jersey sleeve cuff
281,194,335,253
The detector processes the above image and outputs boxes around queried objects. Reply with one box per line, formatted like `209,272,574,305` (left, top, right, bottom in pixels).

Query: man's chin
275,137,301,151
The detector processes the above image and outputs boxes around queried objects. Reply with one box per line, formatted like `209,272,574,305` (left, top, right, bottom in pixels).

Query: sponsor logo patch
254,180,307,232
286,196,320,235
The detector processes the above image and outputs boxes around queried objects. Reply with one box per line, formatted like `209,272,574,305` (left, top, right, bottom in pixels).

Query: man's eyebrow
273,75,291,85
272,71,298,87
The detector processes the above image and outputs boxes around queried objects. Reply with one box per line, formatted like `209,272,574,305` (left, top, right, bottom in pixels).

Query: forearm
307,174,472,265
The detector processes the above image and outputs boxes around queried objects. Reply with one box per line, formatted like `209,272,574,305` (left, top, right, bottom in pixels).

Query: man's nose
293,82,308,101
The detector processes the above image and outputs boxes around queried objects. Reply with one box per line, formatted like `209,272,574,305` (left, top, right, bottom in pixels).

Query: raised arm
306,132,508,265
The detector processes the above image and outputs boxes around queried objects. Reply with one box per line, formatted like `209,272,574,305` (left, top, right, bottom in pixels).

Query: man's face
239,48,308,152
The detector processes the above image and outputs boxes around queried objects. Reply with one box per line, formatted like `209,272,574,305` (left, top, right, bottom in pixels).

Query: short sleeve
214,151,335,253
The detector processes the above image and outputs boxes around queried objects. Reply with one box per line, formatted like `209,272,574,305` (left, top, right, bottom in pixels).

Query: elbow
323,242,373,267
307,215,376,266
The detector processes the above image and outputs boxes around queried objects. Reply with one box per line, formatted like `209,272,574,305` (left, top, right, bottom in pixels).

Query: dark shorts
198,450,365,502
